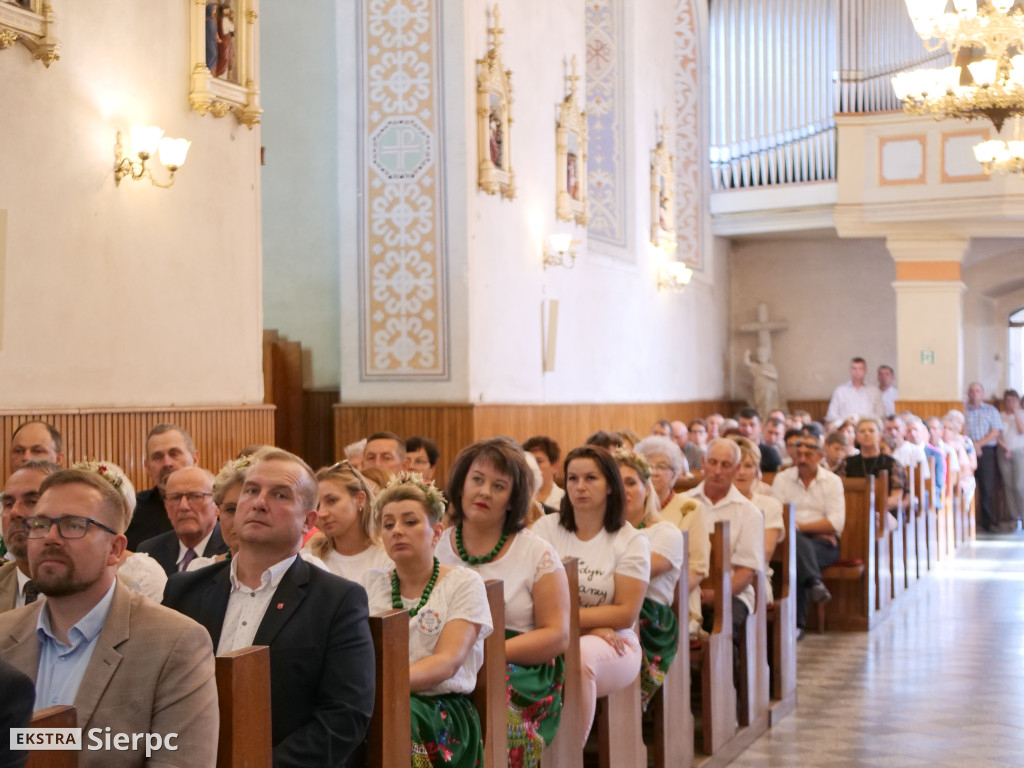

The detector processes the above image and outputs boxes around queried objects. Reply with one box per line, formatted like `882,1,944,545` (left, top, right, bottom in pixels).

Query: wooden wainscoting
303,388,341,470
893,401,965,419
785,400,829,421
0,406,274,490
334,400,741,486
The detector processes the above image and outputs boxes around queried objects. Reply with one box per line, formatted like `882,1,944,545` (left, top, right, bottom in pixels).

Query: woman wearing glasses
436,438,570,767
532,445,650,748
302,462,392,580
186,455,258,571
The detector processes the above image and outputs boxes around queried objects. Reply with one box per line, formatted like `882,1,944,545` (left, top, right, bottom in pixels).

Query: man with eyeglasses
136,467,228,576
0,469,218,767
1,461,61,613
771,433,846,638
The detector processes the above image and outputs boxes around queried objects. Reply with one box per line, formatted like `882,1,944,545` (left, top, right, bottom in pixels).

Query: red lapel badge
277,603,284,609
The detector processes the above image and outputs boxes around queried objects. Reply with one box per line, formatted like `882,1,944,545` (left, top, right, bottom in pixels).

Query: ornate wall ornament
357,0,450,380
556,55,588,226
0,1,60,66
650,118,677,252
674,0,704,270
476,5,515,199
189,0,261,128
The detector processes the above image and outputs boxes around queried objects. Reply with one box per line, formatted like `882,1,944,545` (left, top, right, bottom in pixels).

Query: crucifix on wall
738,302,788,416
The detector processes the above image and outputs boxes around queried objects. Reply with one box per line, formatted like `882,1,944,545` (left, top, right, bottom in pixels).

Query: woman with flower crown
360,474,493,768
531,445,650,748
185,454,256,571
612,450,684,709
436,438,570,768
301,462,393,580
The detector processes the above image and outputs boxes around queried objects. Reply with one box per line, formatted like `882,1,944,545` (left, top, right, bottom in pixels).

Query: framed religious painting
189,0,261,128
0,0,60,66
650,119,677,251
556,55,587,226
477,5,515,199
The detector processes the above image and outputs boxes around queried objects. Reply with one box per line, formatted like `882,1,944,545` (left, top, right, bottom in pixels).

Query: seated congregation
0,402,984,768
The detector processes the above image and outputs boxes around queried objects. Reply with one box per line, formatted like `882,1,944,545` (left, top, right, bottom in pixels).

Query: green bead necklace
455,524,508,565
392,557,440,617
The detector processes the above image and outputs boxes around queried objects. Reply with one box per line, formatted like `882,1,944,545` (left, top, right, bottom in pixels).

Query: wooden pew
873,473,892,619
595,668,645,768
736,567,770,734
900,463,919,591
648,531,693,768
26,706,77,768
816,477,880,631
474,580,509,768
888,479,906,604
694,521,736,757
906,463,927,581
215,646,273,768
366,609,412,768
767,501,797,723
540,558,583,768
921,457,939,571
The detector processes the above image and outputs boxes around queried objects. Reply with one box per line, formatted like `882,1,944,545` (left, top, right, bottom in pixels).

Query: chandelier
973,118,1024,172
892,1,1024,133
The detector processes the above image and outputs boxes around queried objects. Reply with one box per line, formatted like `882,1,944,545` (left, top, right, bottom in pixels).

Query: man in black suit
0,658,34,768
163,449,374,768
137,467,228,575
737,407,783,473
125,424,199,549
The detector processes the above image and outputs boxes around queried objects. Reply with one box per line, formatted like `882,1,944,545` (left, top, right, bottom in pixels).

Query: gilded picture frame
0,0,59,67
477,5,515,199
650,120,677,251
556,56,587,226
189,0,261,128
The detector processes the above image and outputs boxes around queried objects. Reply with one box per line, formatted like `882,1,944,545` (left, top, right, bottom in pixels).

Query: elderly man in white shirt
686,439,764,651
771,432,845,637
886,414,930,482
825,357,885,423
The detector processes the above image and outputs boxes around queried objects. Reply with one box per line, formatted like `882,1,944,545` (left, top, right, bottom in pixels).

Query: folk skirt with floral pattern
638,597,679,709
410,692,483,768
504,629,566,768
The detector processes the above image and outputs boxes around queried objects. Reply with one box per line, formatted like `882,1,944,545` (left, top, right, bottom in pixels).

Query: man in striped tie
0,461,61,613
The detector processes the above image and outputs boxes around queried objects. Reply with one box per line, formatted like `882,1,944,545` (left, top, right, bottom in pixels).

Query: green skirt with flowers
638,597,679,709
505,629,565,768
410,692,483,768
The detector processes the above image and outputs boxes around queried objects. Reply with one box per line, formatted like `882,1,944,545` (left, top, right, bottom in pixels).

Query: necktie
180,548,198,572
24,579,39,605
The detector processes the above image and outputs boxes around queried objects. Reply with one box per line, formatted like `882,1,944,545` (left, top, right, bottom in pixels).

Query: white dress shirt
880,386,898,417
217,555,297,655
825,380,885,422
771,466,846,536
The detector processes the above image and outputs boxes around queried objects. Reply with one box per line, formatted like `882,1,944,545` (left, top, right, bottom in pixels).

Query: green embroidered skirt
505,629,566,768
638,597,679,709
410,692,483,768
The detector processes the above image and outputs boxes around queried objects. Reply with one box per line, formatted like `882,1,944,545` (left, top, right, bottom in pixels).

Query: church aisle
731,535,1024,768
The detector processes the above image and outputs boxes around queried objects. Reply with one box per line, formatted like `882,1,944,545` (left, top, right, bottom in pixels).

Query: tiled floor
730,533,1024,768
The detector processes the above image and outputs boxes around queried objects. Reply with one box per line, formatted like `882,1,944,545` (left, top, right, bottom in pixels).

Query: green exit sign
921,350,935,365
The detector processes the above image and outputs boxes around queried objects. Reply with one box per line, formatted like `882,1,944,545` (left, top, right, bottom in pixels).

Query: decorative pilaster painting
556,55,588,227
0,0,59,66
477,5,515,199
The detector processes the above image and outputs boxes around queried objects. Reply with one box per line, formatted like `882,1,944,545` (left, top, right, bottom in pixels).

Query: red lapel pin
277,603,284,609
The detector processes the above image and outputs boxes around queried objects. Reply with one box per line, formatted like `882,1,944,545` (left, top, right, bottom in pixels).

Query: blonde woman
613,450,683,709
187,455,257,571
302,462,392,579
729,437,784,605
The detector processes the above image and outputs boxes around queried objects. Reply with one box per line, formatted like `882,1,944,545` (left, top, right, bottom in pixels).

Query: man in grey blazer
0,469,218,768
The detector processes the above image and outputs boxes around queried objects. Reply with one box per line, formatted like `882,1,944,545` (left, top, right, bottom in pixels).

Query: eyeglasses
791,441,821,452
24,515,119,539
165,491,213,505
652,463,674,473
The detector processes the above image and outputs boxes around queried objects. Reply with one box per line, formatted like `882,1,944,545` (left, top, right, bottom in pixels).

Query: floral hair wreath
384,471,448,515
224,453,260,473
612,449,653,480
72,460,126,493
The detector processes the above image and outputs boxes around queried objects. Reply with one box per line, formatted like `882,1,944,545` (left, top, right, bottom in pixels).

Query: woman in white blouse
361,475,492,768
437,438,569,767
532,445,650,748
613,449,684,709
731,436,784,605
302,461,392,580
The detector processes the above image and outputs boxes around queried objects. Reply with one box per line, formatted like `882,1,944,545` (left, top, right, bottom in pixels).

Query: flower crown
383,471,448,516
613,449,653,480
224,453,259,474
72,460,126,493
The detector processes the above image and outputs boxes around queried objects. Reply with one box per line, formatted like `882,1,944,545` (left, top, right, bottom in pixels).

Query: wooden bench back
215,645,273,768
367,609,411,768
540,558,582,768
25,706,77,768
474,580,508,768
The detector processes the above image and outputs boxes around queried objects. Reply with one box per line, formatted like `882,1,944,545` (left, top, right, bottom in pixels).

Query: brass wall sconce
543,233,577,270
114,126,190,188
658,262,693,292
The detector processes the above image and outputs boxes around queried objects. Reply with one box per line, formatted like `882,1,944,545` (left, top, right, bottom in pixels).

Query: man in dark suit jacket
125,424,200,550
138,466,229,576
0,658,34,768
163,449,374,768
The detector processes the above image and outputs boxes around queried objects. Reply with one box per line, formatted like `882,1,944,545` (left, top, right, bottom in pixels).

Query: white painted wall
728,237,897,402
261,0,340,389
0,3,262,408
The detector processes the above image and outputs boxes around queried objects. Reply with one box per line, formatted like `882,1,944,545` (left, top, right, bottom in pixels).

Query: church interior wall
260,0,342,390
728,236,897,403
962,244,1024,395
0,2,263,409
